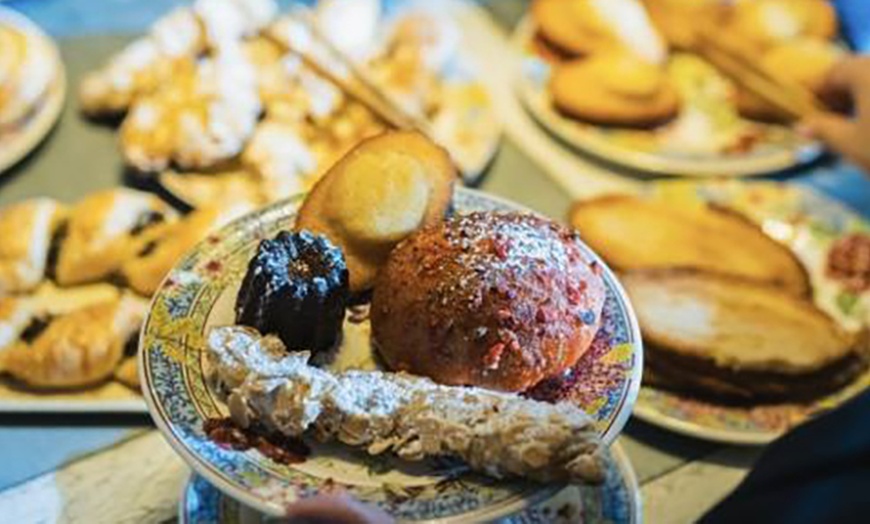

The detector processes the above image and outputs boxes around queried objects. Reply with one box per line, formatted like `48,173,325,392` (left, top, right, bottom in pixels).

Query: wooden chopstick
295,10,435,136
694,28,824,120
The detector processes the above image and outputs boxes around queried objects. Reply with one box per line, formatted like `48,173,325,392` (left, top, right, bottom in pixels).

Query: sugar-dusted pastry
372,212,607,393
736,39,844,122
642,0,728,50
78,8,203,116
114,356,140,390
296,131,455,292
550,53,680,128
207,326,608,484
0,294,147,389
121,203,252,296
0,23,58,128
120,46,261,171
0,198,66,294
533,0,666,64
194,0,277,49
726,0,838,51
55,188,176,286
241,119,317,200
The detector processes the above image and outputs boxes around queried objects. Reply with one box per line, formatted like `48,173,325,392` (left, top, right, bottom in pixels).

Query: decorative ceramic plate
512,17,822,178
0,6,66,174
179,442,641,524
142,188,643,520
632,180,870,444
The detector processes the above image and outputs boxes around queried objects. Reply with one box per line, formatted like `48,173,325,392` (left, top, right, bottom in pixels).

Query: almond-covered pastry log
207,326,607,484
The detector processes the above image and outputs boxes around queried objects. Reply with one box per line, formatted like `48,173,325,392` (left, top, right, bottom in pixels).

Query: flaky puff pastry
121,203,252,296
120,47,261,172
0,294,147,389
0,198,66,294
551,53,680,128
54,189,176,286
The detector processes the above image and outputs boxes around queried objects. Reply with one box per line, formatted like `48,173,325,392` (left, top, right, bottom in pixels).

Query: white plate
0,6,66,174
512,16,823,178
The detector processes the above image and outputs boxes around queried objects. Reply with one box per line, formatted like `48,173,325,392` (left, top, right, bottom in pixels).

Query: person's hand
284,493,394,523
799,56,870,173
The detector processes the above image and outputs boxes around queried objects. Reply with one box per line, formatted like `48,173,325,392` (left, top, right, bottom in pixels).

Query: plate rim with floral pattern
632,179,870,445
511,16,823,178
178,442,642,524
0,6,66,175
140,187,643,520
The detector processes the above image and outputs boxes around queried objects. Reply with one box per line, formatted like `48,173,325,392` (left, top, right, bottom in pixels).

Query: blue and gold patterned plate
180,443,641,524
141,188,643,520
633,180,870,444
512,17,822,178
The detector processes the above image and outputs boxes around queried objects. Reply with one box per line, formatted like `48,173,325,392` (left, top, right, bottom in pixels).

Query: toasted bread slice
622,270,858,375
296,131,455,293
569,195,810,296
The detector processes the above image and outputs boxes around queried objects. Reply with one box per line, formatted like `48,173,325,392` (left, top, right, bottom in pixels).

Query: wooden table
1,0,867,522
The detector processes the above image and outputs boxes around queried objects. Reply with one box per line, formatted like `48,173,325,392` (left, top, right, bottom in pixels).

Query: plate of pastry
79,0,500,209
141,131,643,520
0,188,252,412
0,6,66,174
513,0,844,177
569,179,870,444
179,441,641,524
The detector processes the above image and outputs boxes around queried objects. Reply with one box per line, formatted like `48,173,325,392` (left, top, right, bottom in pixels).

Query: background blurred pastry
533,0,666,64
0,199,66,294
642,0,729,50
550,53,680,128
735,38,844,122
726,0,837,52
0,21,59,129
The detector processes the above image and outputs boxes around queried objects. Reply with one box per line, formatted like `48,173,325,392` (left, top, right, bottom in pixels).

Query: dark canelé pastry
371,212,607,392
236,231,349,353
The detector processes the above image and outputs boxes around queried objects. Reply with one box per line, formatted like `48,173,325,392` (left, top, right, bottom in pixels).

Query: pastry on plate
0,198,66,294
642,0,728,50
0,22,58,129
372,212,606,392
79,0,277,117
296,131,455,293
54,188,176,286
726,0,838,51
532,0,666,64
120,48,261,172
550,53,680,128
623,270,867,402
736,38,844,122
236,231,349,353
569,195,810,296
121,203,251,296
0,294,147,389
207,325,608,484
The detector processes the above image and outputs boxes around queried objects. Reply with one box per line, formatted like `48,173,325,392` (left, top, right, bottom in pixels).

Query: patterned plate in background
633,180,870,444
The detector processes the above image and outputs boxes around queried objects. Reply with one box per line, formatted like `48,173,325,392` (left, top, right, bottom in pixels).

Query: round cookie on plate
725,0,838,52
550,53,680,128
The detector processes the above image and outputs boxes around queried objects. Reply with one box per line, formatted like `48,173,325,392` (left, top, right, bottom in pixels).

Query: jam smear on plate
203,418,310,465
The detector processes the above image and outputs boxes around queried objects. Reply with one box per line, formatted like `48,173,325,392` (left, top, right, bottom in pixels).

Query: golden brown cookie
642,0,729,50
736,39,844,122
550,53,680,128
533,0,665,63
727,0,838,52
